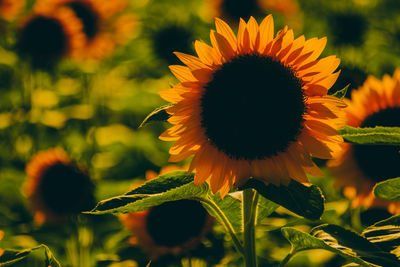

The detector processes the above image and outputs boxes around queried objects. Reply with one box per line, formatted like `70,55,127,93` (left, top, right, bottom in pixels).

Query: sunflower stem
196,196,244,255
243,188,258,267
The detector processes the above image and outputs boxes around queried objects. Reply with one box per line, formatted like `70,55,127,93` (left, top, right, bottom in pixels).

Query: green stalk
243,188,258,267
193,196,244,255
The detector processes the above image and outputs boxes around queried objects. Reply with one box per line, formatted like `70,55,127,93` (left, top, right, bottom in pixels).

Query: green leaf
282,224,400,267
331,84,350,99
373,177,400,201
312,224,400,266
0,249,32,265
338,126,400,145
208,193,243,233
139,104,173,127
362,214,400,259
256,195,279,223
240,179,324,220
88,171,207,214
0,245,60,266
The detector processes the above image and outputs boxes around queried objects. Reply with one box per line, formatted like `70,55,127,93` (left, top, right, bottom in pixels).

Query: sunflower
16,7,85,69
120,166,213,259
0,0,25,21
35,0,136,61
328,69,400,214
25,148,95,224
159,15,345,197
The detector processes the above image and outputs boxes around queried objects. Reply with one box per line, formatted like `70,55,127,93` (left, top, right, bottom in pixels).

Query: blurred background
0,0,399,266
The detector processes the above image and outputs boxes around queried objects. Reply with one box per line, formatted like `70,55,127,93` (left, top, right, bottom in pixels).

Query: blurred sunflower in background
328,69,400,215
16,6,85,69
35,0,136,61
0,0,25,21
24,148,95,224
120,166,214,260
160,14,345,196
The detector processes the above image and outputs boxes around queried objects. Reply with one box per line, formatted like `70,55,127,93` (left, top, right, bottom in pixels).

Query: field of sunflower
1,0,400,266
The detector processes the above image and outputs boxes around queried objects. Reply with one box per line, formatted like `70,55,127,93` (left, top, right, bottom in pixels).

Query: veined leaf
281,227,370,267
373,177,400,201
139,104,173,127
256,195,279,223
331,84,350,99
240,178,324,220
88,171,207,214
282,224,400,267
0,249,32,265
312,224,400,266
362,214,400,259
89,171,244,234
338,126,400,145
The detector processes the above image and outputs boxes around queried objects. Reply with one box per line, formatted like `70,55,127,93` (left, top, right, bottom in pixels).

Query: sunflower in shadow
328,70,400,214
16,6,85,69
35,0,137,61
159,14,346,197
120,166,214,260
0,0,25,21
25,148,95,224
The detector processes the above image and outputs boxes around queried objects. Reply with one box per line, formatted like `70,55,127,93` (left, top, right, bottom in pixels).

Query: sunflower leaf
139,104,173,128
331,84,350,99
207,193,243,233
0,249,33,265
362,214,400,260
240,178,324,220
88,171,200,214
373,177,400,201
338,126,400,145
281,225,400,267
256,195,279,222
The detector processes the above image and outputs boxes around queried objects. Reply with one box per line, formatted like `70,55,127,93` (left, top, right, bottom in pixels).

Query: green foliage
240,179,324,220
374,177,400,201
0,245,60,267
362,214,400,259
338,126,400,145
331,84,350,99
139,104,173,127
282,223,400,266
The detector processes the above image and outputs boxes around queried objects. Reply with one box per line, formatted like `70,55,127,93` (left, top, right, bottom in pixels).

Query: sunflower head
159,15,345,197
16,7,84,69
328,69,400,214
329,12,368,47
34,0,133,61
25,148,96,224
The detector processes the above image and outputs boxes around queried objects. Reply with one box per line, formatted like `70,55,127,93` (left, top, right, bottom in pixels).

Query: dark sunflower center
66,1,99,39
146,200,208,247
17,16,68,68
220,0,260,21
330,13,368,46
353,107,400,183
153,25,193,65
201,54,305,160
39,163,95,215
